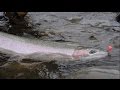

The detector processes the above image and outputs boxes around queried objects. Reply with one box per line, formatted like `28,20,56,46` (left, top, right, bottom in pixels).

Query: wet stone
67,17,83,23
116,14,120,23
0,52,10,66
89,35,97,40
0,61,62,79
0,61,40,79
0,16,9,21
112,36,120,48
21,58,42,63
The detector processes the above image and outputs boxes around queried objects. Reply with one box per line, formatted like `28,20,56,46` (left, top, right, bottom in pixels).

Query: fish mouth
72,49,108,60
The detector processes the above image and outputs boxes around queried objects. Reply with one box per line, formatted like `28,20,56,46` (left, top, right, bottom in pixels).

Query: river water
0,12,119,79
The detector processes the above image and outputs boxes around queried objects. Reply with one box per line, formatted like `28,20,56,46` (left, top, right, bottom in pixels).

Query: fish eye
89,50,96,54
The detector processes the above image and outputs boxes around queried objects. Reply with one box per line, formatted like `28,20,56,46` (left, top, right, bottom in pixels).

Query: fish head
72,49,108,60
85,49,108,60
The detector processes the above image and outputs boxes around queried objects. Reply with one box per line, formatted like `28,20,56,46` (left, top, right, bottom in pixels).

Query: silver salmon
0,32,108,62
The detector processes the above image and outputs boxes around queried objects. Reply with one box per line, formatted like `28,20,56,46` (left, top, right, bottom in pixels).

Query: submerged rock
66,17,83,23
89,35,97,40
0,61,40,79
0,61,61,79
116,13,120,23
112,36,120,48
65,67,119,79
